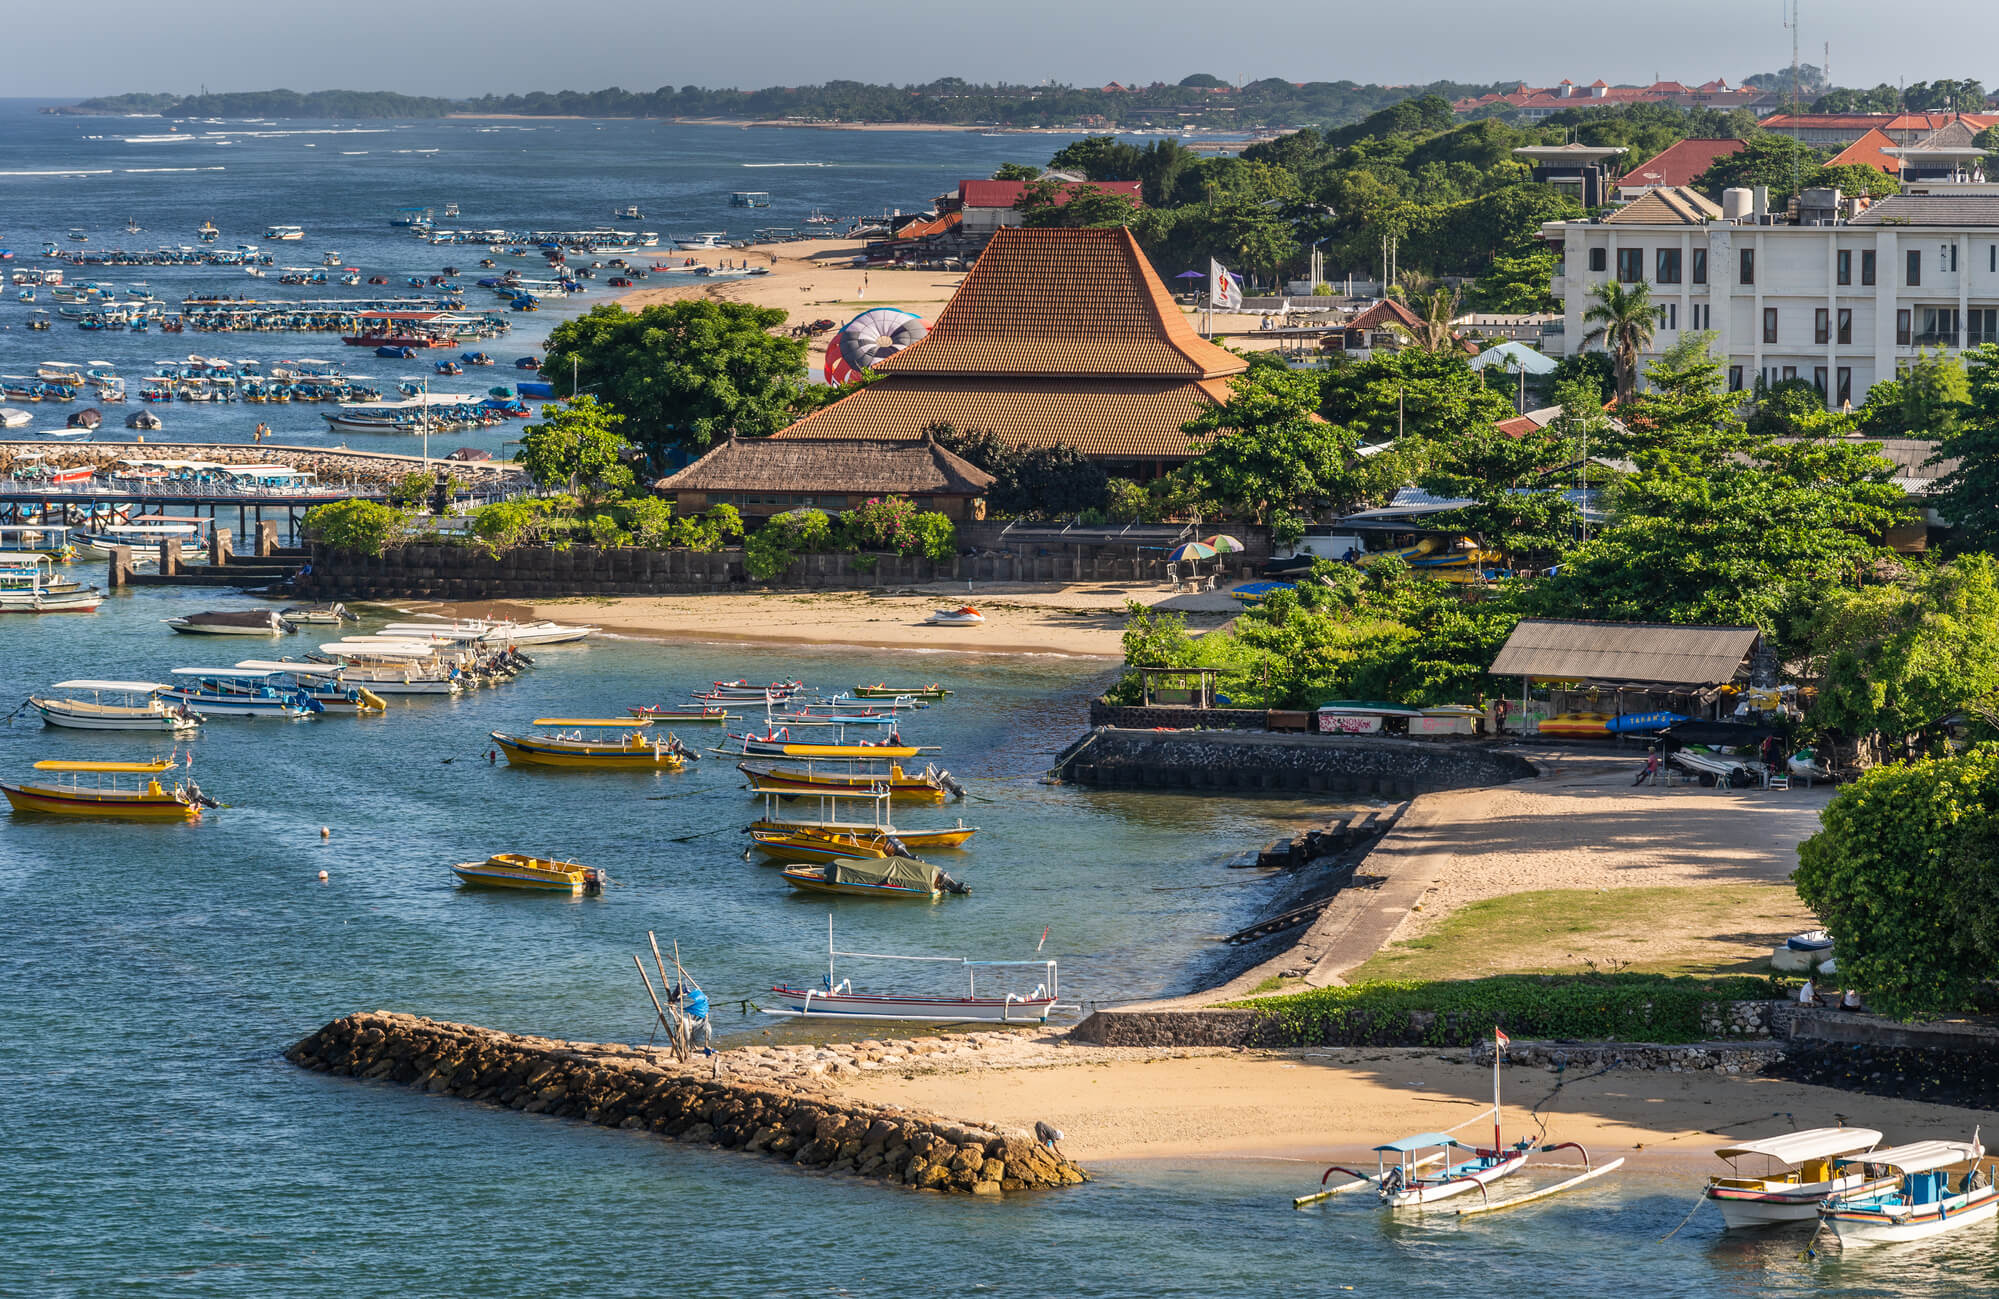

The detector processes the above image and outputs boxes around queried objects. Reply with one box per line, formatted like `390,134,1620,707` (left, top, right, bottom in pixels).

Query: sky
9,0,1996,100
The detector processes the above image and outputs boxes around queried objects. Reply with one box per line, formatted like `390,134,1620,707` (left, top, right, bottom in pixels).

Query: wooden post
257,520,278,557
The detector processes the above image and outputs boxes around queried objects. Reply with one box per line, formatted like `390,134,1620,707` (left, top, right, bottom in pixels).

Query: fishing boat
232,660,387,713
764,920,1058,1023
165,609,291,635
2,756,215,821
490,719,688,769
748,786,976,855
1668,744,1756,787
628,704,732,723
278,602,354,624
28,680,202,733
451,852,606,894
197,221,219,241
1819,1136,1999,1245
780,855,968,900
0,524,74,559
0,555,102,612
699,678,804,701
923,606,983,626
739,758,964,800
851,683,952,700
159,668,319,718
1704,1127,1888,1228
723,730,924,760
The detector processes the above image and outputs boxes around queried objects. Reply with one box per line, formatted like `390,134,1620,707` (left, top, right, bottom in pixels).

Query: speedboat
165,609,291,635
1668,744,1755,787
1820,1137,1999,1245
159,668,319,718
1704,1127,1888,1228
452,853,606,894
28,680,202,733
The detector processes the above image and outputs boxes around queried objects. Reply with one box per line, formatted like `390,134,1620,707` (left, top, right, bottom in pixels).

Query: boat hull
167,621,285,635
1709,1174,1894,1228
765,985,1055,1023
492,733,684,769
2,782,198,820
1824,1189,1999,1244
451,864,589,892
1384,1152,1526,1207
159,689,313,718
780,867,939,899
749,819,975,853
31,700,199,732
743,770,947,800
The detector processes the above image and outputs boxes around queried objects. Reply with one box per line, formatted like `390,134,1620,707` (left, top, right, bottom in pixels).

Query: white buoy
320,826,331,838
318,870,329,881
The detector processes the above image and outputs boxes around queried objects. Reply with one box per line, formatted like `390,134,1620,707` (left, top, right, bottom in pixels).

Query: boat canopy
1715,1127,1883,1166
1320,700,1425,716
233,659,344,677
1838,1140,1985,1174
1,553,56,565
1374,1133,1469,1153
219,464,312,479
34,758,176,773
170,666,285,680
826,856,936,889
320,641,437,658
532,717,652,728
49,679,166,692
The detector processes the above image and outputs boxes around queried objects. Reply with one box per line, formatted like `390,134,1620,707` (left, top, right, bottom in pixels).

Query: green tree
1577,280,1657,404
1464,246,1558,314
745,507,832,582
1015,179,1143,229
926,422,1107,518
1178,366,1364,522
1691,133,1828,206
303,499,408,555
517,395,636,504
991,161,1041,181
540,301,807,465
1388,286,1463,353
1900,348,1972,438
1933,345,1999,551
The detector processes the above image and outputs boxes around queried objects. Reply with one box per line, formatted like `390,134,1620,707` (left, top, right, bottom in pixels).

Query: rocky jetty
0,440,524,489
287,1012,1088,1196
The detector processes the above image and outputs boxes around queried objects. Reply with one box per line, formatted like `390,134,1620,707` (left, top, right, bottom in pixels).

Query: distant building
654,431,995,522
1827,128,1903,178
1512,143,1630,208
1616,138,1749,201
1454,77,1768,120
773,226,1247,478
1758,111,1999,148
954,178,1144,237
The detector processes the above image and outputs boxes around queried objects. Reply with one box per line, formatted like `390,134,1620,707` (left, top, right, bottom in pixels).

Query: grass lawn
1344,883,1814,983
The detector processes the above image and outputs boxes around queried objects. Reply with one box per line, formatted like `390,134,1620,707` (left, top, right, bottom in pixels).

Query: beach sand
415,583,1242,659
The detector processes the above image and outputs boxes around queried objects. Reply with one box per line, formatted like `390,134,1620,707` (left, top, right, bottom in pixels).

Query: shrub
622,496,675,548
704,502,744,542
387,471,432,508
584,513,626,547
746,507,831,582
910,511,956,561
303,499,408,555
471,499,541,550
838,495,922,554
1103,477,1150,523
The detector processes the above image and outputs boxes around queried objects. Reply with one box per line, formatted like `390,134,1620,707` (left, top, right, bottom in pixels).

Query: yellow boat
780,855,966,900
738,759,962,800
1,757,213,820
451,852,605,893
747,786,976,859
491,718,686,769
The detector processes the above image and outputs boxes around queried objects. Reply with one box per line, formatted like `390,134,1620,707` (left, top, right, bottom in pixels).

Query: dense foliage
303,500,408,555
926,422,1108,519
517,396,636,504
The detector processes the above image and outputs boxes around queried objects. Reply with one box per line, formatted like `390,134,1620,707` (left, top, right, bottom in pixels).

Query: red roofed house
1453,76,1765,120
772,227,1246,476
1616,138,1748,200
1828,128,1903,178
1758,111,1999,147
956,178,1144,236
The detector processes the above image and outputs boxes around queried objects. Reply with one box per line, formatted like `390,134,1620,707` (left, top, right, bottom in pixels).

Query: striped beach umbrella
1200,534,1245,553
1167,541,1218,562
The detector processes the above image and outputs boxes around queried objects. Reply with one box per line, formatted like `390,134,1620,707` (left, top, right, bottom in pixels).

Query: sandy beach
417,582,1242,658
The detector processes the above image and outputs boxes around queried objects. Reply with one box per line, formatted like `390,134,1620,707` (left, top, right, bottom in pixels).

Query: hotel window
1692,248,1707,283
1616,248,1643,282
1837,250,1852,286
1908,249,1922,286
1972,308,1999,344
1656,248,1681,284
1814,366,1828,395
1944,243,1958,272
1728,365,1744,391
1740,248,1755,285
1665,303,1678,329
1691,303,1709,330
1837,367,1853,406
1815,308,1830,345
1763,307,1779,343
1916,307,1960,347
1783,365,1798,381
1992,244,1997,273
1837,308,1853,344
1861,250,1877,285
1588,247,1607,273
1897,309,1912,345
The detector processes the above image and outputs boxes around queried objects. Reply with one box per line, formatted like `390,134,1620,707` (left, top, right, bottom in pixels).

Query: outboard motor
186,780,220,810
939,771,966,800
937,871,971,896
582,867,606,893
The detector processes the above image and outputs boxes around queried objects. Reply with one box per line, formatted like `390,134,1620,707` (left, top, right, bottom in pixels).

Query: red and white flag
1494,1027,1509,1051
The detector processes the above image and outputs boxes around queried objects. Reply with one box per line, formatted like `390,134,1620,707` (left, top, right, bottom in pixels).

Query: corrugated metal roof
772,374,1233,460
1489,618,1759,685
654,435,995,495
876,227,1246,380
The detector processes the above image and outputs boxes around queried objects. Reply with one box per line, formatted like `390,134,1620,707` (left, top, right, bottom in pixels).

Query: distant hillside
54,90,460,118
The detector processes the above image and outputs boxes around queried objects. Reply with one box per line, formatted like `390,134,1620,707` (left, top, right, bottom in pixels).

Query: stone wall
1055,727,1539,798
1073,1001,1788,1050
287,1011,1087,1196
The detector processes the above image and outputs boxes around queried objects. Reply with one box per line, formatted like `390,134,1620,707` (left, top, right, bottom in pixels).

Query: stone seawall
1055,727,1538,798
1072,1000,1789,1049
287,1011,1087,1196
0,440,524,488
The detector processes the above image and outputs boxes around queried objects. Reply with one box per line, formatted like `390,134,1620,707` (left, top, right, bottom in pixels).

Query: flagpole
1493,1028,1504,1152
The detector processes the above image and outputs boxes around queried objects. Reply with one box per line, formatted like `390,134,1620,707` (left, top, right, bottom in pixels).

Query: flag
1494,1027,1509,1051
1209,258,1243,311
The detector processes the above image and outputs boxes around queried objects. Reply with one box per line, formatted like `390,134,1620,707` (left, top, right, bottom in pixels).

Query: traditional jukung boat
2,756,216,820
747,786,976,857
695,679,805,702
233,660,388,713
738,758,963,800
721,728,925,760
780,855,967,900
1819,1136,1999,1245
490,719,688,769
451,852,605,893
852,683,951,700
28,679,202,732
159,668,319,718
628,704,732,723
1704,1127,1888,1228
764,920,1058,1023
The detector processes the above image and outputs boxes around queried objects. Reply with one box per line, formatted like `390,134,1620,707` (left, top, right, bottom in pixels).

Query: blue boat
376,345,416,359
159,668,319,719
1605,711,1687,734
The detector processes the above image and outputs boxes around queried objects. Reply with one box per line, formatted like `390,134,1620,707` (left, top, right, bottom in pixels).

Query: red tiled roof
876,227,1245,380
1829,128,1901,176
956,179,1144,210
1619,137,1747,188
1345,299,1424,332
1886,111,1999,132
892,210,961,241
771,376,1236,460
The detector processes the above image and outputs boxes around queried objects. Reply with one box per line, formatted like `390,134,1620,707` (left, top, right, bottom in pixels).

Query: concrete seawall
287,1011,1087,1196
1053,727,1539,798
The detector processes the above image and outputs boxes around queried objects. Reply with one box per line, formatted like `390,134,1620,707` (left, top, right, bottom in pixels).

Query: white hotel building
1537,156,1999,408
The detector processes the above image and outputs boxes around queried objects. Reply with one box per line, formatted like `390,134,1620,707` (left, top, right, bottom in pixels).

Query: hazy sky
11,0,1995,99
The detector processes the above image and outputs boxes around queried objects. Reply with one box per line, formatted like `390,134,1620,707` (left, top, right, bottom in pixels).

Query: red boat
51,466,95,484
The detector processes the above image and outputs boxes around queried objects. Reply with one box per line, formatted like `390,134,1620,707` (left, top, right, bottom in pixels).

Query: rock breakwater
287,1011,1088,1196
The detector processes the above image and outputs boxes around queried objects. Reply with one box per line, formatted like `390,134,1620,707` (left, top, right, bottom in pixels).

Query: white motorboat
923,605,985,626
159,668,319,718
165,609,291,635
0,555,101,613
75,518,207,561
1667,744,1754,787
233,660,386,713
763,919,1059,1024
279,602,354,625
263,224,306,241
1704,1127,1887,1228
1820,1137,1999,1245
395,616,594,645
0,407,31,428
28,679,202,733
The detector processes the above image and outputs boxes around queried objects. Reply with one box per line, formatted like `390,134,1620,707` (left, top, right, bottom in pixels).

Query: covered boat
1820,1138,1999,1245
451,853,605,894
165,609,291,636
738,758,963,800
779,854,966,900
28,679,201,733
1,757,214,820
159,668,319,718
1705,1127,1887,1228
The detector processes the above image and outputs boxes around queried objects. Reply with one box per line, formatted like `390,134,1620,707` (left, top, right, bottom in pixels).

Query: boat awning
1375,1134,1467,1152
1716,1127,1883,1165
171,667,281,680
50,679,166,692
34,758,175,773
1840,1140,1984,1174
532,717,651,728
234,659,343,677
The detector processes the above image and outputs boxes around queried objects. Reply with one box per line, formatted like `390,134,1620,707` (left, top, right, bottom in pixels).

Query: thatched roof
654,434,994,496
1489,618,1759,686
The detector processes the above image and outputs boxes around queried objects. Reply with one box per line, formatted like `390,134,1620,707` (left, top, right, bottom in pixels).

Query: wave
340,151,369,155
118,135,203,144
0,168,116,176
121,166,227,173
742,162,830,168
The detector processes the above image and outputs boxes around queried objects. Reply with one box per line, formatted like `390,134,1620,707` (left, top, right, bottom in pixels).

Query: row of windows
1726,365,1855,405
1749,305,1999,345
1587,244,1999,288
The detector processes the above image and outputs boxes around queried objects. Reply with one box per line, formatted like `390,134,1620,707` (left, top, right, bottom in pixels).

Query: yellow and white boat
1,757,214,820
490,718,687,769
747,786,976,862
450,852,605,893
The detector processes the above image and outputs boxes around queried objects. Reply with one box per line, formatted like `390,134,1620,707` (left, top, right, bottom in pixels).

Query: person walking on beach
1634,747,1661,786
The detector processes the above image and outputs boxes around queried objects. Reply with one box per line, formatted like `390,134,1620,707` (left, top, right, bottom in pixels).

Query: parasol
1167,540,1218,562
1200,534,1245,553
1174,270,1206,280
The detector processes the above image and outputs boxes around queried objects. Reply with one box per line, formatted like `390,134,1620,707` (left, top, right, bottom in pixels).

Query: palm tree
1389,285,1463,353
1578,280,1657,403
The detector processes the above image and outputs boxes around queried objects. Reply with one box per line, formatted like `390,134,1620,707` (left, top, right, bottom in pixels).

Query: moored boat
159,667,319,718
451,852,605,894
1705,1127,1888,1228
738,758,963,800
779,855,967,900
851,683,951,700
233,660,387,713
0,555,102,612
165,608,291,635
29,679,202,733
747,785,976,857
491,719,688,769
722,728,923,760
279,602,354,624
2,756,215,820
628,704,731,723
764,920,1058,1023
1820,1137,1998,1245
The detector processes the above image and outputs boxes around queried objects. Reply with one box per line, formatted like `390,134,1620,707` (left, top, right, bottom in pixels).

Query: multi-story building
1540,164,1999,409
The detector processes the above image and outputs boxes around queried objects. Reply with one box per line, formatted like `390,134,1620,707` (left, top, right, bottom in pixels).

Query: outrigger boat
628,704,732,723
159,667,319,718
1819,1135,1999,1245
780,855,968,900
490,718,688,769
28,679,202,733
2,756,216,820
698,678,804,701
852,683,952,700
1298,1029,1622,1212
739,758,964,800
763,919,1058,1023
748,786,976,861
1704,1127,1888,1228
721,727,925,760
451,852,606,894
